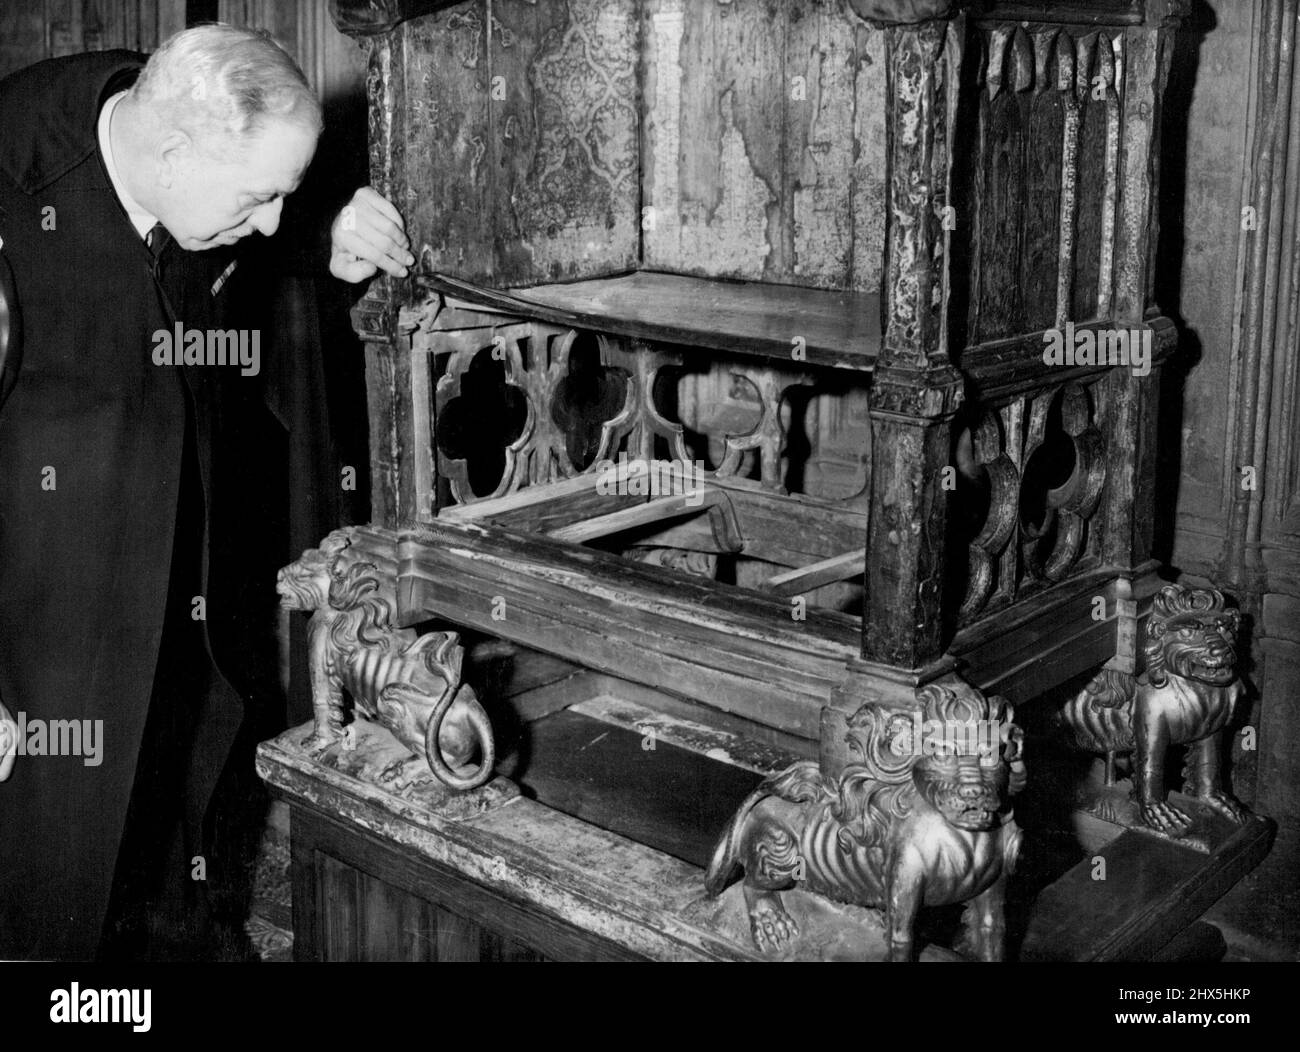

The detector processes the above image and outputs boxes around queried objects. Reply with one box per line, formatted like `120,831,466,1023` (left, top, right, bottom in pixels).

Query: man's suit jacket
0,50,286,959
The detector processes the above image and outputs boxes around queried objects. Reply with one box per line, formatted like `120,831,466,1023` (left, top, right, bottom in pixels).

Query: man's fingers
335,221,415,270
331,187,413,282
336,196,409,251
330,253,379,283
332,229,409,278
353,186,407,233
360,213,409,253
344,211,413,261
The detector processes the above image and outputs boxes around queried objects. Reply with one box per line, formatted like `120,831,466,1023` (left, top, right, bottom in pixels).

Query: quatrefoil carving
437,325,593,503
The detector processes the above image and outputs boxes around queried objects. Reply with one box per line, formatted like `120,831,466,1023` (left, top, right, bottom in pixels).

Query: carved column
1098,3,1179,584
1226,0,1300,823
327,7,422,528
862,16,965,670
1223,0,1298,611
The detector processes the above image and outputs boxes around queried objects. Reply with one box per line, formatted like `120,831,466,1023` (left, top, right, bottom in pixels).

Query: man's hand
0,697,17,782
329,187,415,283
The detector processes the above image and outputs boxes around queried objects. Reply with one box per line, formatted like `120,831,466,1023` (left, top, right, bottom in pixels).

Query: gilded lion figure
705,681,1025,961
275,529,495,791
1056,583,1248,834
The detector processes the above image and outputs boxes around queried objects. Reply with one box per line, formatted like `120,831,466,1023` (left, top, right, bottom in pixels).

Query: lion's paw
300,730,341,756
1139,800,1192,834
1200,789,1250,824
746,892,799,954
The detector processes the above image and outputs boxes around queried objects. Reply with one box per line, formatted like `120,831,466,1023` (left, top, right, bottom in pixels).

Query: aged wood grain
353,0,892,294
288,806,637,961
643,0,784,281
1021,29,1066,330
764,549,867,596
973,35,1027,342
863,411,958,665
420,271,883,371
642,0,887,292
507,710,764,868
548,488,743,551
397,521,861,737
1020,810,1275,961
401,8,494,280
396,0,640,287
439,471,644,531
788,0,858,288
851,22,888,293
1071,33,1106,320
365,342,421,527
862,17,965,667
490,0,640,285
629,481,869,567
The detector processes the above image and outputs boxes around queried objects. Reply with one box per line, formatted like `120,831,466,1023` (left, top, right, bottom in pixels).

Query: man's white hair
131,23,321,151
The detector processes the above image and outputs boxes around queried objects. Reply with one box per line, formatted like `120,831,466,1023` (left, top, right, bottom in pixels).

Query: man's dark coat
0,51,284,959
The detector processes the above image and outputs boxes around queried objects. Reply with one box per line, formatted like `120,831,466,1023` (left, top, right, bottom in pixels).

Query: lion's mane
832,684,1017,850
283,529,398,655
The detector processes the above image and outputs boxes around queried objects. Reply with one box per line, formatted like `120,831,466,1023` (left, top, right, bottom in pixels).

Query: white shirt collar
97,91,158,241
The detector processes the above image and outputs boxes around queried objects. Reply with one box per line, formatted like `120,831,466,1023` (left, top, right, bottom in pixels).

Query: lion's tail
409,632,495,791
704,760,823,897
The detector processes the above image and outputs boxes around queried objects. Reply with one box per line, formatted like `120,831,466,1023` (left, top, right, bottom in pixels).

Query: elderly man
0,24,408,959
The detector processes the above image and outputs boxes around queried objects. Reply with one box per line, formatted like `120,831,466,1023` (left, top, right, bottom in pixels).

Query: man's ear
154,130,194,189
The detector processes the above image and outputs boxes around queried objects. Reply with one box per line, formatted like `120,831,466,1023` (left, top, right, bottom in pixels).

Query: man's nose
248,198,283,236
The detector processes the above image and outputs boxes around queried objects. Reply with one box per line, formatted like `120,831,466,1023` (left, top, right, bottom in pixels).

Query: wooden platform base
1020,793,1275,962
259,723,953,962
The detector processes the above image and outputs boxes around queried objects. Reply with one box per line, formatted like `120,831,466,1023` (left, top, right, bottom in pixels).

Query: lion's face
914,751,1012,832
1147,586,1240,688
897,709,1021,831
1162,615,1237,685
276,549,334,611
277,530,355,612
844,682,1024,840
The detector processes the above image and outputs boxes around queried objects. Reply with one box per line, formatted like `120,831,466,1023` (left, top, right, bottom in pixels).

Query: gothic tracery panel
957,380,1107,622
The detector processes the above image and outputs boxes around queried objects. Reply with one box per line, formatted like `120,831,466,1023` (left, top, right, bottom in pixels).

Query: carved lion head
275,530,352,612
277,530,396,654
836,682,1024,845
1145,584,1240,689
